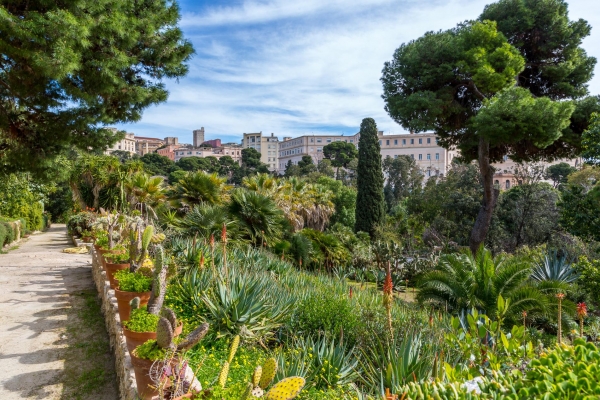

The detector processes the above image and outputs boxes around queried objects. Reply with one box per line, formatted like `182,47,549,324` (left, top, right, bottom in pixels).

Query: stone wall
90,246,139,400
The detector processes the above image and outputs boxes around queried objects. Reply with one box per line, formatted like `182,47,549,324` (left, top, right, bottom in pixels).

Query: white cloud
119,0,600,143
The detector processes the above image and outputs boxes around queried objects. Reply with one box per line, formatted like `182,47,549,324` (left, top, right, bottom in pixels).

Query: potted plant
131,312,208,400
113,269,152,322
80,230,93,243
104,248,129,288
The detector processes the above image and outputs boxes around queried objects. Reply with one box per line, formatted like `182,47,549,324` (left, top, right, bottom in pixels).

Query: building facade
278,133,360,171
193,128,205,148
135,136,165,156
156,144,182,161
105,130,136,155
242,132,280,172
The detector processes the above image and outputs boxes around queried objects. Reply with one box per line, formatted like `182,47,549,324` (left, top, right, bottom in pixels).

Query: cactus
129,297,140,310
160,307,177,330
129,223,154,272
264,377,305,400
259,358,277,389
240,382,254,400
147,245,167,315
229,335,240,363
218,361,230,388
252,365,263,387
156,317,175,350
176,322,209,352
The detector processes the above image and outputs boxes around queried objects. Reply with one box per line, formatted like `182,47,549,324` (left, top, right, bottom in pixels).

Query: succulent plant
161,307,178,330
149,309,209,353
239,359,305,400
129,223,154,272
147,245,167,315
218,335,241,388
130,297,140,310
156,317,176,351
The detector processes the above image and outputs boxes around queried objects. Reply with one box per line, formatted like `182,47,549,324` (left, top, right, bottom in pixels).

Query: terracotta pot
96,248,110,269
130,354,161,400
172,394,194,400
114,289,151,322
123,322,183,355
105,262,130,289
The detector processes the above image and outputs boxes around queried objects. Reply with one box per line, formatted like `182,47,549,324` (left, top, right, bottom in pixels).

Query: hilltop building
104,129,136,155
242,132,280,172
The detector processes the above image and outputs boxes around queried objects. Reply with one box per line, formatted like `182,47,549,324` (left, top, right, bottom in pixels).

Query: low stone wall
91,246,139,400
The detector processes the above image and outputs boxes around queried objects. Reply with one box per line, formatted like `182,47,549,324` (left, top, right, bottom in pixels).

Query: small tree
323,141,358,179
355,118,385,238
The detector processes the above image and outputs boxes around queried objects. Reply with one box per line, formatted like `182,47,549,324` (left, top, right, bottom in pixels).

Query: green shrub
132,339,166,361
123,307,159,332
114,269,152,292
291,290,360,346
67,212,96,236
0,223,6,248
104,251,130,264
0,222,14,245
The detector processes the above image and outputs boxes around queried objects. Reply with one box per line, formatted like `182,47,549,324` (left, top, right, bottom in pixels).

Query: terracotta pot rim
123,322,183,336
105,262,130,268
114,288,151,298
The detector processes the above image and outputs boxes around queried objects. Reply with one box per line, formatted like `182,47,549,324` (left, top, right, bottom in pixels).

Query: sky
115,0,600,144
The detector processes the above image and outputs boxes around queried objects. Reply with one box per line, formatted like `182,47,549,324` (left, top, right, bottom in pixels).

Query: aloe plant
531,250,578,283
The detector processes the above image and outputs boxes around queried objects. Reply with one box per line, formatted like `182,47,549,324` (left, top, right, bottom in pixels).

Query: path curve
0,225,118,399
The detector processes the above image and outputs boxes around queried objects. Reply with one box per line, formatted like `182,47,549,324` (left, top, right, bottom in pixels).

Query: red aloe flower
577,302,588,318
221,223,227,243
383,270,393,296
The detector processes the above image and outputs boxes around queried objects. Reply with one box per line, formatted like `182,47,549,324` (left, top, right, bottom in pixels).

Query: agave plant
359,333,439,395
297,335,359,389
202,269,293,340
531,250,578,283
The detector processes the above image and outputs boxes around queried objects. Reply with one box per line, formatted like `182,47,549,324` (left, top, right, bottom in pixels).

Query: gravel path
0,225,118,400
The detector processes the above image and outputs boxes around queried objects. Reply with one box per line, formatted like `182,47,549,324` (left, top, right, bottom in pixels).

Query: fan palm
126,172,166,218
417,247,553,321
228,189,285,245
180,203,235,239
170,171,230,211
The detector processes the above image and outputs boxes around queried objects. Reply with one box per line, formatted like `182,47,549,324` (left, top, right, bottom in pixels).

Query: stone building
242,132,280,172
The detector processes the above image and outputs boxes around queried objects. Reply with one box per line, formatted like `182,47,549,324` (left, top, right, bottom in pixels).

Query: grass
61,290,116,400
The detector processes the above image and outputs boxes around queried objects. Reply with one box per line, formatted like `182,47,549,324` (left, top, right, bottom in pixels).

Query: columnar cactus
218,335,241,388
147,245,167,315
129,223,154,272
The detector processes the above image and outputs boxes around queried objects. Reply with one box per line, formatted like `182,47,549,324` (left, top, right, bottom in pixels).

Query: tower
193,127,205,148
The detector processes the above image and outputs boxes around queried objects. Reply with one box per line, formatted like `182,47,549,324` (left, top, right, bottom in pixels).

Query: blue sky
115,0,600,144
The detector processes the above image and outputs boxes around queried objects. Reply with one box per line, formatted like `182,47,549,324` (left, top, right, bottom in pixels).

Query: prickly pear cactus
228,335,240,363
259,358,277,389
264,377,305,400
156,317,174,350
129,297,140,310
218,361,230,388
160,307,177,330
177,322,209,352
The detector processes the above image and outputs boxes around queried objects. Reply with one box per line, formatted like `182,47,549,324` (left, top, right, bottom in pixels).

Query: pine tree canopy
0,0,194,176
381,0,599,253
355,117,385,238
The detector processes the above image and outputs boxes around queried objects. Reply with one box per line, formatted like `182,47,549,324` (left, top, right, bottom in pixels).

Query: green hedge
0,223,6,248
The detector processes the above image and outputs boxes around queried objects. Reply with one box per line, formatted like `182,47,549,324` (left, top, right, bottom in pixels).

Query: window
394,139,398,145
379,140,382,145
310,138,314,142
350,139,354,143
419,138,422,144
505,180,511,189
494,180,499,185
426,154,431,160
427,138,431,144
418,154,422,160
327,139,332,143
427,170,431,177
410,139,414,144
402,139,406,145
251,137,255,143
435,153,439,160
317,139,322,143
394,155,398,158
410,154,414,159
317,147,322,152
386,140,390,146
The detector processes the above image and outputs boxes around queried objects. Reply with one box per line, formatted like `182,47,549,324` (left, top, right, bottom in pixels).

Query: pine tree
355,118,385,237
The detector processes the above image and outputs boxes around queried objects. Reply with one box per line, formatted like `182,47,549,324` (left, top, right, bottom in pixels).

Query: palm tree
180,203,236,239
170,171,231,211
126,172,166,219
228,189,285,246
417,248,556,322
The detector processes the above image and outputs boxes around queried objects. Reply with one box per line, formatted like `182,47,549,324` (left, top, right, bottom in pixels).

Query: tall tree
382,1,598,253
140,153,176,176
297,155,317,175
0,0,194,175
545,162,577,188
355,118,385,237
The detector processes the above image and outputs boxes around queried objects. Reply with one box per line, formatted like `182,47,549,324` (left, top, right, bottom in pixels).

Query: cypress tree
355,118,385,237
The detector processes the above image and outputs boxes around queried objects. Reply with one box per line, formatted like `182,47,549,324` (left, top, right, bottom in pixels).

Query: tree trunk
469,138,499,255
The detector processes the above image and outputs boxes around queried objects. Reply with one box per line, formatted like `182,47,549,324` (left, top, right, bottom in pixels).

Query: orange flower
556,292,566,300
209,234,215,248
577,302,588,318
221,223,227,243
